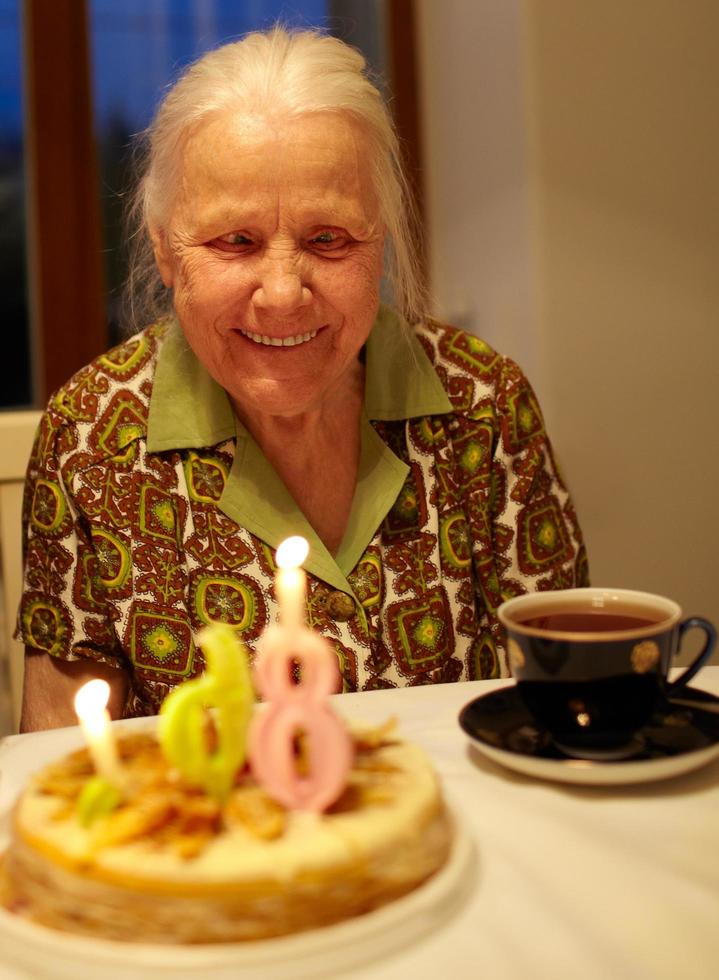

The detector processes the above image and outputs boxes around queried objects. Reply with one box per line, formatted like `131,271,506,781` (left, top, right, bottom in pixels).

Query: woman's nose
251,261,311,312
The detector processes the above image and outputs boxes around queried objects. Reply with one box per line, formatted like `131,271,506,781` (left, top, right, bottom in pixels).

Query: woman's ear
149,224,174,288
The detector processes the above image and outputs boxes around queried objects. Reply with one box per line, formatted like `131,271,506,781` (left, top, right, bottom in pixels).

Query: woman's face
152,111,385,422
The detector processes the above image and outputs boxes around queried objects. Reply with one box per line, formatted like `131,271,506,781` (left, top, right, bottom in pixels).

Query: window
0,0,30,407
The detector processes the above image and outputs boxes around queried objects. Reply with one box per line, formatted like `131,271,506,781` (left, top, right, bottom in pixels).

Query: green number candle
158,624,254,801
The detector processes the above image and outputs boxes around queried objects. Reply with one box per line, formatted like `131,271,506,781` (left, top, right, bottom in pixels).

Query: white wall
416,0,719,661
416,0,540,380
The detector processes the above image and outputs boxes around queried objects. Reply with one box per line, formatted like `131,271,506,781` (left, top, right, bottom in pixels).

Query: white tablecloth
2,668,718,980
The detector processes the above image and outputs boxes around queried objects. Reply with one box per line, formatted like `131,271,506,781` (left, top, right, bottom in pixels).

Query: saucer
458,685,719,786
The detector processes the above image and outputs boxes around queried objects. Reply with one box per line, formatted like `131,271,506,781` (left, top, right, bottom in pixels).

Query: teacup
498,588,716,754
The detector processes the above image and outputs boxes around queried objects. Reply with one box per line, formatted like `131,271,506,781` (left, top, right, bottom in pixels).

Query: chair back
0,411,41,733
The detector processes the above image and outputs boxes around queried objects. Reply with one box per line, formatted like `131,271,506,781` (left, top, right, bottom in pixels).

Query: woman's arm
19,650,130,732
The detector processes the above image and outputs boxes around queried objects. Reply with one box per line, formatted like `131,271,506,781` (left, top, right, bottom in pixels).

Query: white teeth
239,329,318,347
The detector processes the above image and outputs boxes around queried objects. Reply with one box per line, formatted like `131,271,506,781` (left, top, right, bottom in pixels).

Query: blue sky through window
0,0,22,136
91,0,330,134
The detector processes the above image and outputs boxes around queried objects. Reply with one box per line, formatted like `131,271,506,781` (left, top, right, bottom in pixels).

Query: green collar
147,327,236,452
363,305,453,419
146,307,451,591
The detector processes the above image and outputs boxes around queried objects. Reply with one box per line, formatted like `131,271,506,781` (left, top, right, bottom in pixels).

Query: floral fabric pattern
17,319,588,715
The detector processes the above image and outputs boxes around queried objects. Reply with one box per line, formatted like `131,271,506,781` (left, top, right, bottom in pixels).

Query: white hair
124,26,426,331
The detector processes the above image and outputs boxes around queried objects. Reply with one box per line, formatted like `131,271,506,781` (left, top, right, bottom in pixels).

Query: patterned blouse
17,307,588,715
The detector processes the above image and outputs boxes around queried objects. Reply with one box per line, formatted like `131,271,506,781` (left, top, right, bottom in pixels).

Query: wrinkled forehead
170,109,380,230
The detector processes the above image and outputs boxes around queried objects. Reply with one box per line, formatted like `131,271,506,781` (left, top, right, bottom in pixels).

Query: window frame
23,0,107,403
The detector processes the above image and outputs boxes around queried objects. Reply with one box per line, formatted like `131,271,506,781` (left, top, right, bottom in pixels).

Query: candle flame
74,679,110,723
276,535,309,570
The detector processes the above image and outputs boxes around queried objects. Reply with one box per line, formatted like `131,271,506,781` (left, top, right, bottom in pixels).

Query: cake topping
30,725,401,859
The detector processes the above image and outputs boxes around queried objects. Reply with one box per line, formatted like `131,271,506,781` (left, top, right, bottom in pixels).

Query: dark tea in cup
498,588,716,754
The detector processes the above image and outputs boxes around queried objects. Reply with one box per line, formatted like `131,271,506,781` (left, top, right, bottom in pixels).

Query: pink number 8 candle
249,537,353,811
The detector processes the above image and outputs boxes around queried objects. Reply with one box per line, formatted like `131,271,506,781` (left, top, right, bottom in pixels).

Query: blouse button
325,591,356,622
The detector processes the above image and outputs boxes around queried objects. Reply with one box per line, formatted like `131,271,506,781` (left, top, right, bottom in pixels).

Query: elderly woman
19,27,587,731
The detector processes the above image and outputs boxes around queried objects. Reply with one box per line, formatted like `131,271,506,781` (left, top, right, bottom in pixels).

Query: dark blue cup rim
498,587,681,642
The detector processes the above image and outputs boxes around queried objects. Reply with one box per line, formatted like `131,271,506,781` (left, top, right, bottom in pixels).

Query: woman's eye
210,232,254,251
309,230,347,251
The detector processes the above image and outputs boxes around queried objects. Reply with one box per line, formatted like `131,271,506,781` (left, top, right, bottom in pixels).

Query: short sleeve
15,410,126,672
491,356,589,595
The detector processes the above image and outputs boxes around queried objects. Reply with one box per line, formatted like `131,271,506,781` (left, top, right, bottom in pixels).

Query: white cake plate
0,729,475,980
0,818,473,980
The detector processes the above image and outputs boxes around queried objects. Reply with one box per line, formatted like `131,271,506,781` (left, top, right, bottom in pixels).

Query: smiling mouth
238,328,319,348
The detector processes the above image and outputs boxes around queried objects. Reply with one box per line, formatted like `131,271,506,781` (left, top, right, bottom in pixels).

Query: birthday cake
2,545,453,947
1,721,452,944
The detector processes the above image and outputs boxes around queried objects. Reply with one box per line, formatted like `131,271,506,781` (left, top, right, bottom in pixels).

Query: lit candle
73,679,123,786
275,536,309,631
158,624,254,801
249,537,352,811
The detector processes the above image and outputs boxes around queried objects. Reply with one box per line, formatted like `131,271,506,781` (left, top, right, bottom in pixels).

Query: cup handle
666,617,717,693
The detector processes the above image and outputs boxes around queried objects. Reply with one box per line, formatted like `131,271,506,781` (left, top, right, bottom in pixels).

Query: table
2,669,718,980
